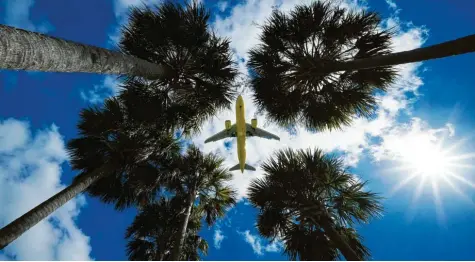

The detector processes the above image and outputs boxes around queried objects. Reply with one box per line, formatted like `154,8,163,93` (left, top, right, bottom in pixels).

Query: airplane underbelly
237,137,246,161
237,125,246,136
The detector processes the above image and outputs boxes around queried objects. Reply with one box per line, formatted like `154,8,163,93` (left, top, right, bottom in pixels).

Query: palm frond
119,0,238,134
248,1,397,131
248,147,383,260
126,196,207,261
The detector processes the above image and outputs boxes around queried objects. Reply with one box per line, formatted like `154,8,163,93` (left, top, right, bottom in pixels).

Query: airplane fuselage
204,95,279,172
235,95,247,173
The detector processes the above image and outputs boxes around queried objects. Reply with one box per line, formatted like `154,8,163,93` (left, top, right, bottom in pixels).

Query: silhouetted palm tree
0,24,167,79
126,197,208,261
248,148,383,261
119,1,238,134
247,1,475,131
117,78,217,136
0,98,180,249
159,145,237,260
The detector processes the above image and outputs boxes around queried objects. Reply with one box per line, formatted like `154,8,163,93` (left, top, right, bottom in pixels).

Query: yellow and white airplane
204,95,280,173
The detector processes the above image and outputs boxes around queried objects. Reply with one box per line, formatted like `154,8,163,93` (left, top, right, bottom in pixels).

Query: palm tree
118,0,238,134
0,25,167,79
247,148,383,261
160,144,237,260
0,1,238,249
0,98,181,249
328,33,475,72
117,77,223,136
126,197,208,260
247,1,475,131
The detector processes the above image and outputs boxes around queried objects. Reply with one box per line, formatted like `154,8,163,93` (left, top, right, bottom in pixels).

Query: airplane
204,95,280,173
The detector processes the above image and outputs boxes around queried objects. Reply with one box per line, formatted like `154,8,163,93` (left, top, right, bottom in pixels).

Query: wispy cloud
2,0,53,33
0,119,92,260
238,230,283,256
80,76,122,104
82,0,162,104
371,118,455,162
213,229,225,249
109,0,163,47
385,0,398,10
188,0,455,203
217,1,228,12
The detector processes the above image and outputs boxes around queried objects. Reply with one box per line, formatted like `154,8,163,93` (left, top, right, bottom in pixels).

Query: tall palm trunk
0,25,167,79
319,217,361,261
170,185,197,261
328,34,475,73
0,166,109,250
302,202,361,261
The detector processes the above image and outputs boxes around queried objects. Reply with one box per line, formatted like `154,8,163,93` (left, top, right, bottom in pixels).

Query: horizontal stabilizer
229,163,256,172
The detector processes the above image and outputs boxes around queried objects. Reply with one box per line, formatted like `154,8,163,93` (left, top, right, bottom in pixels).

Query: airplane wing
204,125,237,143
246,123,280,141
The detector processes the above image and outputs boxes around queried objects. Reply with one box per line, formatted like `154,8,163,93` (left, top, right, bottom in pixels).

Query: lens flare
384,135,475,223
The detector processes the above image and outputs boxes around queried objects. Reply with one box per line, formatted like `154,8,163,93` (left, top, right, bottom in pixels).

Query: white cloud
385,0,397,10
217,1,228,12
109,0,163,46
2,0,53,33
0,119,92,260
84,0,162,104
83,0,455,207
80,76,122,104
190,0,436,200
212,0,367,64
213,229,225,249
238,230,283,256
370,118,455,162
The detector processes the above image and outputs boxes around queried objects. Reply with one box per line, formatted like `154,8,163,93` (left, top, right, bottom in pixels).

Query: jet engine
251,118,257,128
225,120,231,130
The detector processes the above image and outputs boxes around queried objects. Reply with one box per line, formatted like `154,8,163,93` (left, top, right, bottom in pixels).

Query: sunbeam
385,134,475,223
431,179,446,224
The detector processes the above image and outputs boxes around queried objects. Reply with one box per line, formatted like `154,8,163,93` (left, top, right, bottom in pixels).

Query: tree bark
170,186,197,261
319,217,361,261
328,34,475,73
0,25,167,80
0,166,109,250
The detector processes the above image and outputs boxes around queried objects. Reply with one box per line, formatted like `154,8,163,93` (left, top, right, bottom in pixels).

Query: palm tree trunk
0,166,109,250
170,186,197,261
328,34,475,72
319,217,361,261
0,25,167,79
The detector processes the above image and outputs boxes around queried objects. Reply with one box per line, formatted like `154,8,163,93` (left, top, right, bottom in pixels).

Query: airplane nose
237,95,244,103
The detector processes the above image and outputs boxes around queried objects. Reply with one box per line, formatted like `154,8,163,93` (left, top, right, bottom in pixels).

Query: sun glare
400,140,450,178
385,134,475,223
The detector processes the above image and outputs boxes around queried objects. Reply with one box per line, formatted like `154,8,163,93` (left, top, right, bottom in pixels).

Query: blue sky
0,0,474,260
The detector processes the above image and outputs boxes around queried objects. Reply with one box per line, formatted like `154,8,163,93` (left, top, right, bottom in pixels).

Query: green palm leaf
119,0,238,135
248,147,383,260
248,1,397,131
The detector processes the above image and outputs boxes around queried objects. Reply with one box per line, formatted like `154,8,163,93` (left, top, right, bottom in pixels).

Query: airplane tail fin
229,163,256,172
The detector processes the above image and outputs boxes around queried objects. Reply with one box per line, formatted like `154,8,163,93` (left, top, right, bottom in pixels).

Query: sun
399,140,451,178
385,134,475,223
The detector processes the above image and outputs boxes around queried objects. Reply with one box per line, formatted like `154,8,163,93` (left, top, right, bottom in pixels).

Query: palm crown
248,1,397,131
155,144,238,260
247,148,383,260
119,0,238,135
167,144,238,226
126,196,208,261
67,97,181,210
